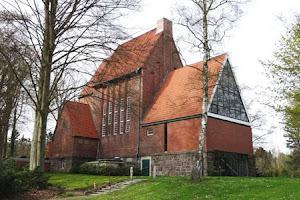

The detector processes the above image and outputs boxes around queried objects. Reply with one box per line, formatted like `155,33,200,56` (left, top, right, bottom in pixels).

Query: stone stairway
89,179,145,196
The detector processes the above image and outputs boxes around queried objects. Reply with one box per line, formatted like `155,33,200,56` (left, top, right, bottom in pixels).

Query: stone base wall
248,154,256,176
146,150,256,177
50,157,95,172
151,152,197,176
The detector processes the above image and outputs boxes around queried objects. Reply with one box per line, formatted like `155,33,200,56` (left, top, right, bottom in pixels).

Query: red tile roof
64,101,98,139
92,29,161,82
80,29,162,97
143,54,227,124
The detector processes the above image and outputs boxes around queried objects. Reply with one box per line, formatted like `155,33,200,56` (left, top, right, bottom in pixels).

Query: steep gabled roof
90,29,162,84
80,28,163,97
63,101,98,139
143,54,227,124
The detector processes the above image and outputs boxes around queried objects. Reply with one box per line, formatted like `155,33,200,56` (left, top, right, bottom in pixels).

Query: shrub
78,163,101,175
69,166,80,174
0,158,48,198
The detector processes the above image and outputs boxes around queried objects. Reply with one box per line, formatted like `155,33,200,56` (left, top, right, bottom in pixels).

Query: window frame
119,98,124,134
146,128,153,136
102,103,107,136
125,96,131,133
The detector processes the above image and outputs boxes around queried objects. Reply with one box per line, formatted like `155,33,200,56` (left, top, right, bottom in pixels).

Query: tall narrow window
113,100,118,135
125,97,131,133
107,102,112,136
120,98,124,134
164,123,167,152
102,103,107,136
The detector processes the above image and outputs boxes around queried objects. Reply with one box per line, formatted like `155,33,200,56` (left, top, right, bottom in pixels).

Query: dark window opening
147,128,153,135
164,123,167,152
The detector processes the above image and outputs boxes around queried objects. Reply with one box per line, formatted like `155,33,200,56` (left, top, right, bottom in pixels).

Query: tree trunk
30,108,48,170
10,106,18,157
0,101,14,158
29,0,56,171
190,0,210,181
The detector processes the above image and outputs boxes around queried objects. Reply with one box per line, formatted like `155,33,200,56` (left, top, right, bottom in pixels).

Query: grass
47,173,128,190
84,176,300,200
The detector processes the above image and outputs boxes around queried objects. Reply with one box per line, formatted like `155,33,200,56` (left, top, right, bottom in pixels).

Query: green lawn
85,176,300,200
47,173,128,190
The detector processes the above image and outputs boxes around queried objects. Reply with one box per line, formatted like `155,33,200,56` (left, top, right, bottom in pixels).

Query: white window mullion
102,103,107,136
107,102,112,136
113,100,118,135
120,98,124,134
125,97,131,133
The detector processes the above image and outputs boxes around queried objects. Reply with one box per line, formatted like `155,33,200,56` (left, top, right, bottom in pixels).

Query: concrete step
89,179,146,197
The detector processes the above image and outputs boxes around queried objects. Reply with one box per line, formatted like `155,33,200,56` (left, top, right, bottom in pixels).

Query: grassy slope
86,176,300,200
47,173,128,190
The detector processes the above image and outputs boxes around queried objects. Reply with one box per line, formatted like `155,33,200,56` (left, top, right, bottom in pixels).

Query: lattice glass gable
209,61,249,122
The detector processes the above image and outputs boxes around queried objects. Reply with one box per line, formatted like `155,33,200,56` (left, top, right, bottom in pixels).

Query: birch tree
0,0,139,170
176,0,248,181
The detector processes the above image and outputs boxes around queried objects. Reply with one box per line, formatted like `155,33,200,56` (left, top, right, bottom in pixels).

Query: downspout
136,67,142,164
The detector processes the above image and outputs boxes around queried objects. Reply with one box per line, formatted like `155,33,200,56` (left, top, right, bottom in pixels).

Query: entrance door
142,159,150,176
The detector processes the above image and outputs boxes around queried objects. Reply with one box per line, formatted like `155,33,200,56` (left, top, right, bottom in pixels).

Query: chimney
156,18,172,36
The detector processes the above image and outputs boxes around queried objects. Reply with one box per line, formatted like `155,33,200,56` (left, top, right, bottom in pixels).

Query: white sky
20,0,299,154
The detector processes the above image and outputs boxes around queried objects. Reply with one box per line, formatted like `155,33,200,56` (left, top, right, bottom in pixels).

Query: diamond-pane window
209,61,249,122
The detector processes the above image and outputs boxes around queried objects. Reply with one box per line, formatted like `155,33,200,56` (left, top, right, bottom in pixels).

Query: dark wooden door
142,159,150,176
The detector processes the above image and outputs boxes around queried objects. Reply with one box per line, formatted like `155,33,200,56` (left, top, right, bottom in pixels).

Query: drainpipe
136,67,142,164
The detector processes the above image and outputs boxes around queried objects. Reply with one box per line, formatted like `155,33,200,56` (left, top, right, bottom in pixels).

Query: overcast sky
20,0,299,154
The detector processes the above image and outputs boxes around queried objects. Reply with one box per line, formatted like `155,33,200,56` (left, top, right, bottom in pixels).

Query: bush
77,163,142,176
0,158,48,198
78,163,101,175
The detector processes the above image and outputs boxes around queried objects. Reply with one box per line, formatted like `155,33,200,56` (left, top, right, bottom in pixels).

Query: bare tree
0,29,27,158
0,0,140,170
176,0,248,181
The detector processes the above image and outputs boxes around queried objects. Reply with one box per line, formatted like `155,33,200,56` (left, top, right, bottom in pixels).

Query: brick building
47,18,255,176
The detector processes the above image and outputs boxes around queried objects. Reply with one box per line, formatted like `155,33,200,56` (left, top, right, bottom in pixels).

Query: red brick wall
206,117,253,155
50,110,74,158
142,33,182,117
140,124,165,155
140,117,253,156
73,137,98,158
50,106,98,159
81,77,141,159
46,141,52,158
168,118,200,152
99,79,140,158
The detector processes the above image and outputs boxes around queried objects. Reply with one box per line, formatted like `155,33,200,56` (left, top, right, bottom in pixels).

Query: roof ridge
185,53,228,67
65,100,90,106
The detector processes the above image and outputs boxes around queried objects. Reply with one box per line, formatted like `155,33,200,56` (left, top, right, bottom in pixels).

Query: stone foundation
144,150,256,176
151,151,197,176
50,157,95,172
206,150,255,176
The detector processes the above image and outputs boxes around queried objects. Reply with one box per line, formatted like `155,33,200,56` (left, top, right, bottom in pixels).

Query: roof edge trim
207,53,229,111
73,135,99,139
92,67,142,89
142,114,202,127
208,112,251,127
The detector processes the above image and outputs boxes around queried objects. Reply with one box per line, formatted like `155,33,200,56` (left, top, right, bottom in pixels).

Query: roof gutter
142,114,202,127
92,67,142,89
